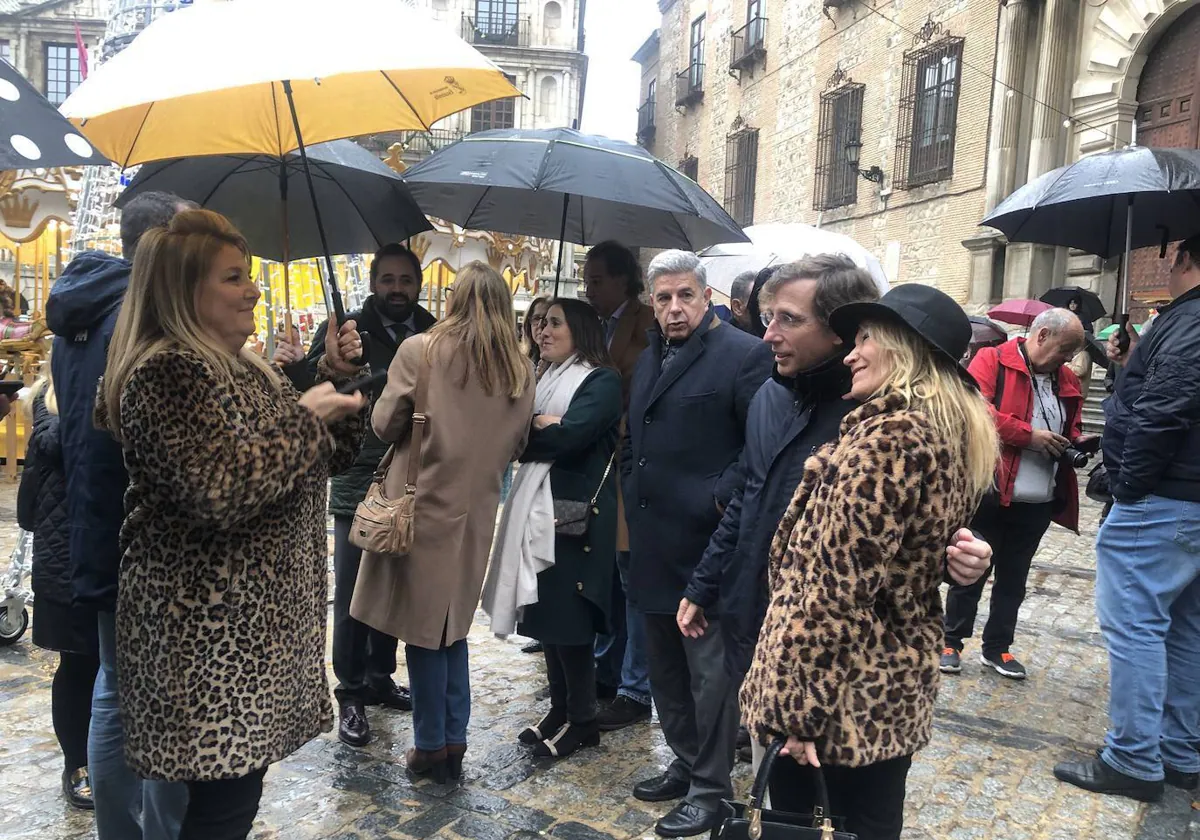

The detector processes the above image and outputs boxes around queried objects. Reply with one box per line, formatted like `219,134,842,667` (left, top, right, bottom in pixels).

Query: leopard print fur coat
107,349,364,782
740,392,976,768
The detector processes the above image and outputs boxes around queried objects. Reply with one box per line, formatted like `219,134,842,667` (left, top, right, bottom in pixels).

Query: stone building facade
0,0,105,103
637,0,1200,314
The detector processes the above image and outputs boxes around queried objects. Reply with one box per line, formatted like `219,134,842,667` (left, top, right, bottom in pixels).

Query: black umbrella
116,140,431,334
401,127,749,293
0,59,109,169
1040,286,1106,326
968,316,1008,346
981,146,1200,347
115,140,430,261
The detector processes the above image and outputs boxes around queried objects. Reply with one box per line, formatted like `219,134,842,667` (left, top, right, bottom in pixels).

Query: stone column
1018,0,1082,297
984,0,1035,214
963,233,1006,310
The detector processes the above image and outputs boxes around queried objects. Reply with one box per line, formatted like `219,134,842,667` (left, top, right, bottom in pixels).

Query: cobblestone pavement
1,484,1197,840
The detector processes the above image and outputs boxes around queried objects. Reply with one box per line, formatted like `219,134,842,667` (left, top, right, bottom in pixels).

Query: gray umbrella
981,146,1200,346
115,140,431,262
401,128,748,288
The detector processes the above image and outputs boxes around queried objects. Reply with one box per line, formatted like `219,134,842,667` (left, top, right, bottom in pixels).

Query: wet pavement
1,484,1197,839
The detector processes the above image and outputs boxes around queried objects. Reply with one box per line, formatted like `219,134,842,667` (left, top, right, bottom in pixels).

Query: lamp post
844,138,885,184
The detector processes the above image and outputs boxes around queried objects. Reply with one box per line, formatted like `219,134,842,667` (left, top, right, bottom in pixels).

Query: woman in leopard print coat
741,285,998,840
98,210,368,839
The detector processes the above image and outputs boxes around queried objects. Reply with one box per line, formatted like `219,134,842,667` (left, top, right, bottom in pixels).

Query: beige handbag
349,354,430,556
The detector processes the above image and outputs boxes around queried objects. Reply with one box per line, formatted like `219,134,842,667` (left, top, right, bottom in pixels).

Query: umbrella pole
1117,196,1133,353
553,193,568,298
280,159,294,343
282,79,347,324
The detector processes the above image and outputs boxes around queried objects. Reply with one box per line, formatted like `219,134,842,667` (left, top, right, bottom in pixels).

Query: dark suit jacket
621,310,774,614
609,297,657,550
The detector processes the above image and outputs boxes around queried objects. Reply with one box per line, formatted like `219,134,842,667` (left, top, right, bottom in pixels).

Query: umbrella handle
1116,313,1131,354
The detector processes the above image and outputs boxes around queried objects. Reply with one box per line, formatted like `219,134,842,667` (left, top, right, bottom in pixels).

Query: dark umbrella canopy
115,140,431,261
1040,286,1106,327
982,147,1200,258
401,127,748,250
968,316,1009,345
0,60,109,169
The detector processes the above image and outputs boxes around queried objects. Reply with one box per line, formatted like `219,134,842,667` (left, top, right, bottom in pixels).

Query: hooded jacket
46,251,131,611
17,392,70,606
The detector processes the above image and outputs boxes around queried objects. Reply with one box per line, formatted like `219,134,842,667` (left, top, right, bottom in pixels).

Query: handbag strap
404,350,432,494
748,739,834,840
587,451,617,507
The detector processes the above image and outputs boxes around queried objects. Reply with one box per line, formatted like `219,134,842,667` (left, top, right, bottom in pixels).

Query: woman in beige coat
353,262,535,783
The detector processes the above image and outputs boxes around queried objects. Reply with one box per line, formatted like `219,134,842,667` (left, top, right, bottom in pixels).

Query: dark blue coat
1104,284,1200,503
46,251,131,611
683,357,856,681
621,312,773,615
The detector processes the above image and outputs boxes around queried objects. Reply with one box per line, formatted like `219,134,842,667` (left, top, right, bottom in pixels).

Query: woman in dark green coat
511,298,621,759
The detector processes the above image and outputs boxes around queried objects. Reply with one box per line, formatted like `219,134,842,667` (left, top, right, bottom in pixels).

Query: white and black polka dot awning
0,59,110,171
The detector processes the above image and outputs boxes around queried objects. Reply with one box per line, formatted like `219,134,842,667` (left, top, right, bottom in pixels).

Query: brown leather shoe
406,746,449,783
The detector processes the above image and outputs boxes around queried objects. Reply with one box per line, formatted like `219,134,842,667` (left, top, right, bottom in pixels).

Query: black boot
533,721,600,759
519,708,567,745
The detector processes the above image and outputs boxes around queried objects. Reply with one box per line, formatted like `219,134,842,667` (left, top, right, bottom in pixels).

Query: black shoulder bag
713,739,856,840
553,452,615,537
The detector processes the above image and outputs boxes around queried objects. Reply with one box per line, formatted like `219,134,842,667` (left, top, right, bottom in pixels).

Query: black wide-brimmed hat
829,283,977,388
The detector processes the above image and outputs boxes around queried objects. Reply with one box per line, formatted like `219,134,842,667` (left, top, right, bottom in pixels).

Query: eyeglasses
529,315,548,325
760,310,804,331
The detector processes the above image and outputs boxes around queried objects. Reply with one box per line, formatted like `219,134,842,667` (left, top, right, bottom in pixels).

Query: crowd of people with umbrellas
3,0,1200,838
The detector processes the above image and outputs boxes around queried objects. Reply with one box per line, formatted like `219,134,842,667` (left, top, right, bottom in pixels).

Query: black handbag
1086,462,1112,503
553,452,615,537
712,740,856,840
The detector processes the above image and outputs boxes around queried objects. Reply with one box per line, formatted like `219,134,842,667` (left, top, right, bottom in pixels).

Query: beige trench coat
351,335,535,650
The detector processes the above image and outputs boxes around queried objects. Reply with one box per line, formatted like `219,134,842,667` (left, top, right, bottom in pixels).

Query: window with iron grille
45,43,82,105
679,155,699,182
894,37,964,189
814,83,864,210
471,74,517,132
724,128,759,227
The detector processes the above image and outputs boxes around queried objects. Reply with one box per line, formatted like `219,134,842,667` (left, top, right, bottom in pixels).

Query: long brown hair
523,295,549,363
548,298,614,370
101,209,276,439
425,261,532,399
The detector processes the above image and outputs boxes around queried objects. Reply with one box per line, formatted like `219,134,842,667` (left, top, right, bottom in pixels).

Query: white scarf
482,355,596,638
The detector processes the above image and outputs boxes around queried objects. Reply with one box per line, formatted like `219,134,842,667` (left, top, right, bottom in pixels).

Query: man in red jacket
942,308,1087,679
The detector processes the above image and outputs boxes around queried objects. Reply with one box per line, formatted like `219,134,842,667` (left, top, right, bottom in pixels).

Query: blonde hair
864,320,999,498
102,209,277,439
28,354,57,417
426,261,531,399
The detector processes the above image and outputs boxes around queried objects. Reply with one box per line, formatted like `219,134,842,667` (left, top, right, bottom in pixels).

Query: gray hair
1031,308,1083,336
647,249,707,289
730,271,756,304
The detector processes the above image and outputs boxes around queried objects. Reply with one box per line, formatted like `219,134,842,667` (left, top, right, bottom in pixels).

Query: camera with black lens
1061,447,1091,469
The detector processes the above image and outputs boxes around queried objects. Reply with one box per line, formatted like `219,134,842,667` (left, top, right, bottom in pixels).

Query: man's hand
326,319,364,377
1029,429,1069,459
532,414,561,431
780,736,820,767
946,528,992,586
677,598,708,639
273,337,305,367
1106,326,1139,367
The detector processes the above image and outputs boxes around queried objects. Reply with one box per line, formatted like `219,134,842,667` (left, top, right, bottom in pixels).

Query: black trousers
52,651,98,772
944,498,1053,657
544,643,597,724
332,515,400,702
768,754,912,840
179,767,267,840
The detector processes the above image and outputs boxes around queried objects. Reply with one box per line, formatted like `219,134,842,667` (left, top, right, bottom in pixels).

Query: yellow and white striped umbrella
60,0,521,168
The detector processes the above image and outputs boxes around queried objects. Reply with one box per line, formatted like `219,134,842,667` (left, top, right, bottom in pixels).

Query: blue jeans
594,551,652,706
1096,495,1200,782
90,611,188,840
405,639,470,751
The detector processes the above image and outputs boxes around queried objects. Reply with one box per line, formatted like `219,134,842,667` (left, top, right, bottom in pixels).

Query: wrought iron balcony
730,18,768,72
462,13,532,48
675,64,704,108
637,97,656,144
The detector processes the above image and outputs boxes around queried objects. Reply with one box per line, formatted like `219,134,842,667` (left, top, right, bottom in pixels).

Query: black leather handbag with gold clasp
552,452,615,537
711,739,856,840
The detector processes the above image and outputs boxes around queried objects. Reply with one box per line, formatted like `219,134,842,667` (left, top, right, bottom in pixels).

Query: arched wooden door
1128,4,1200,311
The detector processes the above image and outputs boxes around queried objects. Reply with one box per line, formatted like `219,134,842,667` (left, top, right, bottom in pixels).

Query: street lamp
844,138,885,184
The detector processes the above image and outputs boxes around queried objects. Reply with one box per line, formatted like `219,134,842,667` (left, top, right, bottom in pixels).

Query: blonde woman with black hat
740,284,998,840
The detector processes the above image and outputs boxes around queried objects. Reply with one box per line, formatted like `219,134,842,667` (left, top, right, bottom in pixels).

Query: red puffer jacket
968,338,1083,533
